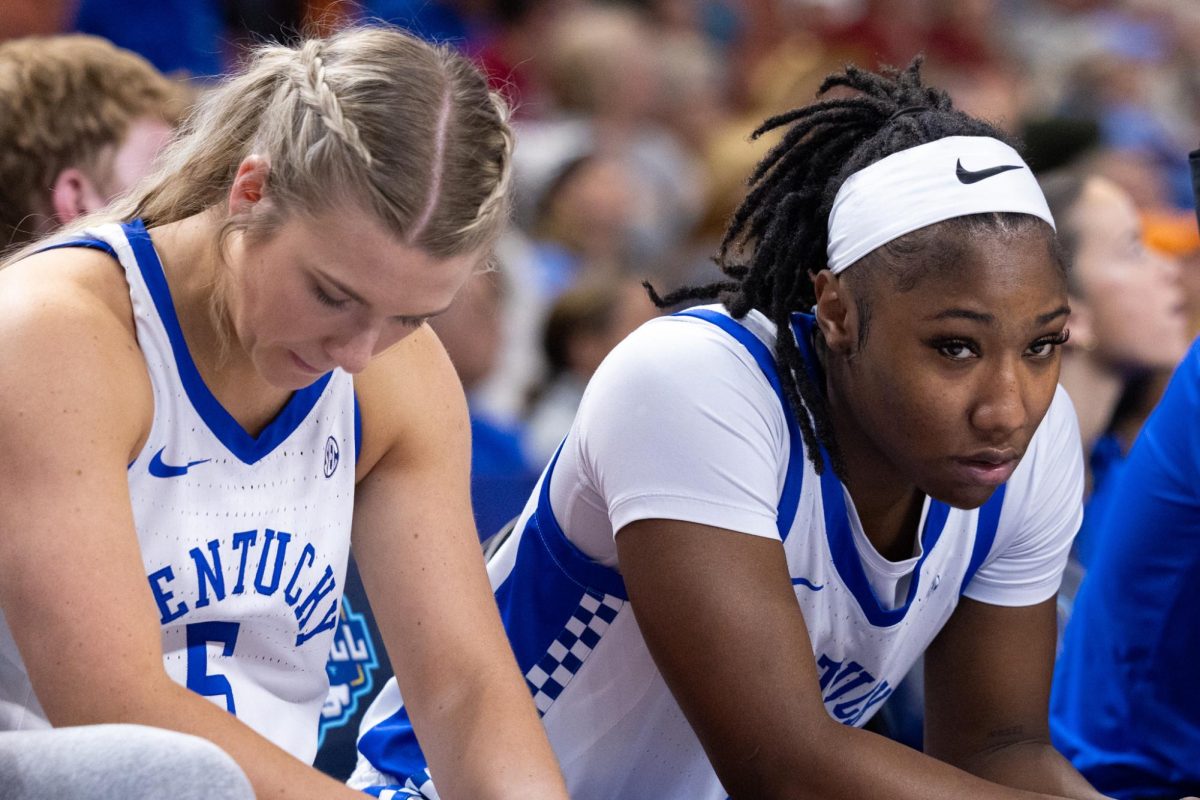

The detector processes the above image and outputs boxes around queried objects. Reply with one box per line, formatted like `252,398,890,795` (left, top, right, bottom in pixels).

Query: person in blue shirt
1049,151,1200,800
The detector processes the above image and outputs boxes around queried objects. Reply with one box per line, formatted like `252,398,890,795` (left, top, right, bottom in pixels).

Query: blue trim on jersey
674,309,805,538
34,238,118,258
817,457,952,627
354,392,362,464
960,484,1006,594
356,701,430,792
122,219,334,465
521,444,629,600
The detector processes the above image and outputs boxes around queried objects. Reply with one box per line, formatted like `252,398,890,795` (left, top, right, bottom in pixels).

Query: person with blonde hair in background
1038,169,1189,568
0,34,185,249
0,25,568,800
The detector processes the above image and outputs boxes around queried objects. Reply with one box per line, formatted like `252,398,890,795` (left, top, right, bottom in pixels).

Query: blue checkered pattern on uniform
524,589,624,715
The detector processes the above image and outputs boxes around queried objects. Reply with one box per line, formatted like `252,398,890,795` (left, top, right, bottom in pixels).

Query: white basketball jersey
0,220,357,763
352,308,1038,800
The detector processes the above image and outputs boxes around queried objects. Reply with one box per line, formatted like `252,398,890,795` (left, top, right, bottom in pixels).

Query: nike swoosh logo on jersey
791,577,825,591
148,447,211,478
955,159,1023,184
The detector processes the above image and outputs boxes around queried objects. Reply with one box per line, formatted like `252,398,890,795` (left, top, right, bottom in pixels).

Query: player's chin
921,473,1004,511
257,350,330,390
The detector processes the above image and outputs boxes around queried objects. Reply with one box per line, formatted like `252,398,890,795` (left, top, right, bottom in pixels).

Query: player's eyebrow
1035,306,1071,325
924,308,994,324
922,306,1069,326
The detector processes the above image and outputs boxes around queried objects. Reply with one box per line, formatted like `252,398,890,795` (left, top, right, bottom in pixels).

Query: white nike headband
825,136,1055,275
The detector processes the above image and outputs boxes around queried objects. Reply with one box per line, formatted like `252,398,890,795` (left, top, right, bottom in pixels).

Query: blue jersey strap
959,484,1006,595
672,309,806,539
31,237,117,258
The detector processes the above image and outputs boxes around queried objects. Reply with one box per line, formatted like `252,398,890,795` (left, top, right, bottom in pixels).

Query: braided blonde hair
6,25,513,265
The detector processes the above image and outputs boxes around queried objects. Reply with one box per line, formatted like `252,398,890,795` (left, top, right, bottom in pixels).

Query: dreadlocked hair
648,58,1024,475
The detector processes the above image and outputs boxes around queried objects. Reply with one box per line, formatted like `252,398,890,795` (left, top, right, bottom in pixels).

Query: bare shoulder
0,246,139,340
353,324,469,479
0,247,152,457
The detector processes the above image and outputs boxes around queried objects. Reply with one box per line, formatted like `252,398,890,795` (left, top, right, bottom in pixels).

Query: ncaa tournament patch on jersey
319,596,379,747
314,557,394,780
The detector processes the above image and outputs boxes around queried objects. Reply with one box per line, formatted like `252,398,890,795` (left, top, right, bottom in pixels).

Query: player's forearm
412,664,569,800
956,739,1113,800
732,720,1092,800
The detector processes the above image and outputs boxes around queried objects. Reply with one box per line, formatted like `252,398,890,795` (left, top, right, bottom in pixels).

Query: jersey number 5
186,621,240,714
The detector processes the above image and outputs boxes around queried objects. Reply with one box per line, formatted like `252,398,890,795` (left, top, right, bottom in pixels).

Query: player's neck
147,212,291,432
827,397,924,563
147,212,236,363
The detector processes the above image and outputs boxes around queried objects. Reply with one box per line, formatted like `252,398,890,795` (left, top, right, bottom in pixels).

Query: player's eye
1027,329,1070,359
314,284,350,309
931,338,979,361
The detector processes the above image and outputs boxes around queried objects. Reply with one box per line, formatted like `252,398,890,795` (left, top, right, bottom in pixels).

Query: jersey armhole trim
671,308,805,538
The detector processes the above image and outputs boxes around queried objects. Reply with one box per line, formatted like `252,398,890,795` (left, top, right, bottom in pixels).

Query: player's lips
952,448,1020,487
290,351,325,375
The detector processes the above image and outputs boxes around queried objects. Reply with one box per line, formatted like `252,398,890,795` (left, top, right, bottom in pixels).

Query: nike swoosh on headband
956,159,1024,184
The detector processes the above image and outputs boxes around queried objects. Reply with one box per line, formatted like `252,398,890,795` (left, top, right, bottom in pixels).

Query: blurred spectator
71,0,317,79
72,0,227,78
1085,145,1200,332
666,26,842,289
1064,54,1194,209
925,59,1030,134
529,152,639,294
472,0,569,118
0,34,185,249
650,31,731,156
512,4,704,267
429,269,539,540
0,0,73,39
1040,169,1189,567
523,276,658,465
814,0,934,69
360,0,482,44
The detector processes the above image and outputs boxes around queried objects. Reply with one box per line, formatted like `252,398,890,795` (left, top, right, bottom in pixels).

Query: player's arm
924,596,1110,799
351,324,568,800
616,518,1100,800
0,260,364,800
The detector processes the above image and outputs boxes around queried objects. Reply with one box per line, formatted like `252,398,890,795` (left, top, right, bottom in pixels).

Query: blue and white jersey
0,220,358,763
351,306,1082,800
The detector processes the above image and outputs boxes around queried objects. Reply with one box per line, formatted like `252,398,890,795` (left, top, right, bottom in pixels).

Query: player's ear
813,269,856,353
227,155,271,216
50,167,107,225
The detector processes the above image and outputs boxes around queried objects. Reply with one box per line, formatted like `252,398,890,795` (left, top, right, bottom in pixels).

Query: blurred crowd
3,0,1199,539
